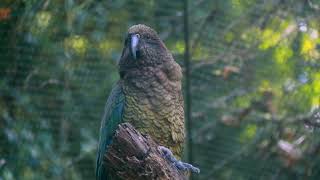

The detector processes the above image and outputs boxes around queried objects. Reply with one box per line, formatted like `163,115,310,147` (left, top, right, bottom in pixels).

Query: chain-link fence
1,0,320,179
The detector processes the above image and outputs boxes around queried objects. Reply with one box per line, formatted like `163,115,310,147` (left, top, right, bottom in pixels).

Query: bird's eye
136,34,140,38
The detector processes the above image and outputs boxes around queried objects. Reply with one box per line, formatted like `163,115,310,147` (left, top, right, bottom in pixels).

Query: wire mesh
1,0,320,179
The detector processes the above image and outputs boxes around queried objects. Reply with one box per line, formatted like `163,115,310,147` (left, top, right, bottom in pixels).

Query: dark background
1,0,320,179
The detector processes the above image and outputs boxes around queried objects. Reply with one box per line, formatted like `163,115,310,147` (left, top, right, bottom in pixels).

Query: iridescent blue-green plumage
96,82,124,180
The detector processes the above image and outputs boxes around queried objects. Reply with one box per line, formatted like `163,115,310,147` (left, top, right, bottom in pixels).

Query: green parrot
96,24,189,179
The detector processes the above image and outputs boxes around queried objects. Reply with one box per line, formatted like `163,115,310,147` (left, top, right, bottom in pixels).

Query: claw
158,146,200,174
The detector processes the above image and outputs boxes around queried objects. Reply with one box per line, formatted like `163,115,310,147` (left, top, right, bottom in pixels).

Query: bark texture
104,123,186,180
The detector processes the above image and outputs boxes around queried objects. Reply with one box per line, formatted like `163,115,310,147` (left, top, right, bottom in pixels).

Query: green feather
96,82,124,180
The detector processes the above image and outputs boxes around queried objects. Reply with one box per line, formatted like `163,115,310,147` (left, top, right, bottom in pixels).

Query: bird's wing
96,82,125,180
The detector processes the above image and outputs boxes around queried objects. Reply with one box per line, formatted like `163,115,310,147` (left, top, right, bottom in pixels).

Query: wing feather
96,82,124,180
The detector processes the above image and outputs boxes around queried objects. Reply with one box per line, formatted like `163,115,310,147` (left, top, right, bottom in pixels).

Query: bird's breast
122,70,185,157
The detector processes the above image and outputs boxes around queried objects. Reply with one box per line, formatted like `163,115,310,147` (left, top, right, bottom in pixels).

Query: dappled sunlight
300,33,319,60
171,40,185,54
36,11,51,29
64,35,88,55
259,28,281,50
273,42,293,65
239,124,257,143
98,39,121,57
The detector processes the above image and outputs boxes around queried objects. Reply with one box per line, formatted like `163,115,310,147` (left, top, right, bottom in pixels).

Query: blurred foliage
0,0,320,179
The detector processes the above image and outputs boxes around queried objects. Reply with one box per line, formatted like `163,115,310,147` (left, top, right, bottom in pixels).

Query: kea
96,24,198,180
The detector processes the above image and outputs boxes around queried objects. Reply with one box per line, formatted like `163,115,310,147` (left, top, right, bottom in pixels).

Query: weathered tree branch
104,123,186,180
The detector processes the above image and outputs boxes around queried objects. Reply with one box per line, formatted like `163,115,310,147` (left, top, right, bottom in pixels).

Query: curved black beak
130,34,139,60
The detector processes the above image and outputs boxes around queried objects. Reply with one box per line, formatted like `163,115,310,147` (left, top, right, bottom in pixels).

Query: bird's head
119,24,172,78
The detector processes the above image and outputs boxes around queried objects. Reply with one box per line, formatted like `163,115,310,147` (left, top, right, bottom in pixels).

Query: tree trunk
104,123,186,180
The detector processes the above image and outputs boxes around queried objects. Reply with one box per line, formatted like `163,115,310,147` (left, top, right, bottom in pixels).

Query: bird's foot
158,146,200,174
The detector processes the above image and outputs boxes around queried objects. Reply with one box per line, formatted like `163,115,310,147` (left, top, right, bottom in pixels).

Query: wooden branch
104,123,186,180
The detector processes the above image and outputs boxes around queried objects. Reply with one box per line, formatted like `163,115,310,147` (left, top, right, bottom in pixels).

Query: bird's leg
158,146,200,173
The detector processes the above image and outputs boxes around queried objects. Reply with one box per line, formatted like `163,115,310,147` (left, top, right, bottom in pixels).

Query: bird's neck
122,63,182,106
